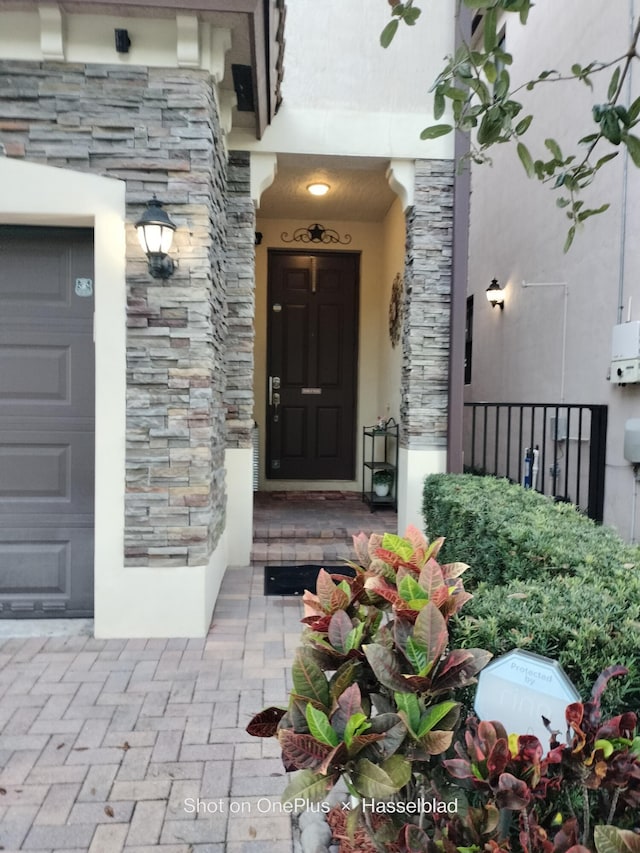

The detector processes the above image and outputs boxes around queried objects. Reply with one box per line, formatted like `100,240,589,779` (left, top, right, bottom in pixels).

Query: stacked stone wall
224,151,255,449
401,159,455,449
0,59,231,567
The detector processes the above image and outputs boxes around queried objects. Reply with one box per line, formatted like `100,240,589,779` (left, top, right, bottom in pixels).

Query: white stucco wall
467,0,640,538
229,0,457,161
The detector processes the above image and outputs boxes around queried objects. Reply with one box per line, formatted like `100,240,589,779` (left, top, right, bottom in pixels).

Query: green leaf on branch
544,138,563,161
380,19,399,48
577,203,610,222
517,142,534,177
515,114,533,135
624,133,640,168
564,225,576,253
629,95,640,123
608,66,621,100
483,8,497,52
484,60,497,84
420,123,453,140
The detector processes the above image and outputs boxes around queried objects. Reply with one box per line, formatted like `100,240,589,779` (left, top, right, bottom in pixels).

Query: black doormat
263,564,356,597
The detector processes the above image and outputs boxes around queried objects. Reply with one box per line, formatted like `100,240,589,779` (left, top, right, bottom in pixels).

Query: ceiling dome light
307,182,330,196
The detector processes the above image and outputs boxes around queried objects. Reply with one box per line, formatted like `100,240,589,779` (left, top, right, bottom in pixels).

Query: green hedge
422,474,639,588
422,474,640,713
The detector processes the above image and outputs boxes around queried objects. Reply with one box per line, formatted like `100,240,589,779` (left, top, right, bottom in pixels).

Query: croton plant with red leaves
246,528,640,853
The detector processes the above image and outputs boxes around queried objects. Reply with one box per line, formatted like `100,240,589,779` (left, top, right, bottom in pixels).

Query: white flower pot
373,483,390,497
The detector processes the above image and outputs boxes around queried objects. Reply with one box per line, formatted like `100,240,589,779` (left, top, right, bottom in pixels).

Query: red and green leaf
413,601,448,664
245,706,286,738
277,729,334,770
364,643,413,694
327,609,353,654
292,649,330,710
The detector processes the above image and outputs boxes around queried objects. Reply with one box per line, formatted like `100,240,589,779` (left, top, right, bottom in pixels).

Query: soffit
258,154,397,223
0,0,284,137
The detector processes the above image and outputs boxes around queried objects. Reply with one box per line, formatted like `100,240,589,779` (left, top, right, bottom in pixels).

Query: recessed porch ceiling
257,153,398,222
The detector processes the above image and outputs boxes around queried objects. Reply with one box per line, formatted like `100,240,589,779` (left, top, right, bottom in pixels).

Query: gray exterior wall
0,59,235,568
402,159,455,449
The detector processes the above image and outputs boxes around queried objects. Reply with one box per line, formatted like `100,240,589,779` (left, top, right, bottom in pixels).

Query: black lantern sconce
486,278,505,310
135,197,177,279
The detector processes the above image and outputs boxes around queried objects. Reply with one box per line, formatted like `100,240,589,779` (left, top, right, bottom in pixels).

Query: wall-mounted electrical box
549,414,567,441
624,419,640,463
610,321,640,384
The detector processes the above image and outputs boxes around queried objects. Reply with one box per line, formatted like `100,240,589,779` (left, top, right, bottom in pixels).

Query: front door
0,226,95,617
267,251,359,480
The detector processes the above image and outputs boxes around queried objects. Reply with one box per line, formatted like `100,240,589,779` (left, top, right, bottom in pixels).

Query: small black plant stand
362,419,398,511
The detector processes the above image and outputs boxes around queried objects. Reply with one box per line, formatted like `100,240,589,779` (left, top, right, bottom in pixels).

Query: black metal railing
463,403,608,522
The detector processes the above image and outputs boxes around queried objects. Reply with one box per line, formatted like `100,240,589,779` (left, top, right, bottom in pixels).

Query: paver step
251,540,355,565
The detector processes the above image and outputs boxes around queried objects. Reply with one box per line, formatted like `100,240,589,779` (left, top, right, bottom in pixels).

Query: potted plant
372,468,394,497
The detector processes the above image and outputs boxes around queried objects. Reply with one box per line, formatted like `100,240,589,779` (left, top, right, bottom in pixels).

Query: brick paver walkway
0,566,303,853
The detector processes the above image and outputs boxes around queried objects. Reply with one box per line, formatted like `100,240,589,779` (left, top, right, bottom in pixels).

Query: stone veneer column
224,151,255,448
0,60,229,572
223,151,256,565
399,158,455,532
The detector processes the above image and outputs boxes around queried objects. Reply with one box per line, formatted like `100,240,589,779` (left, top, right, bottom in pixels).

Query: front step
251,491,398,564
251,525,391,565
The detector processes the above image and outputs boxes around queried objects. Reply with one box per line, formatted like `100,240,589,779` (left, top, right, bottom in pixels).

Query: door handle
269,376,280,405
269,376,281,421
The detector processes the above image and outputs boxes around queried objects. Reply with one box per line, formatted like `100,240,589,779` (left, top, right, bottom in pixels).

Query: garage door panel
0,227,93,319
0,540,69,595
0,331,94,416
0,432,94,511
0,528,93,617
0,344,70,403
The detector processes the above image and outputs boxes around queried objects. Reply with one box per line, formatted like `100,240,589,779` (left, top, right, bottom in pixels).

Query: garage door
0,226,95,617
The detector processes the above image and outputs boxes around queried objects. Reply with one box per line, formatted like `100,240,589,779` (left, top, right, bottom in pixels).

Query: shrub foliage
422,474,640,712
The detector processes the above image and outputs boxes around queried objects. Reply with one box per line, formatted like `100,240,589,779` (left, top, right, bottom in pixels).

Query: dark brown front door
267,251,359,480
0,226,95,617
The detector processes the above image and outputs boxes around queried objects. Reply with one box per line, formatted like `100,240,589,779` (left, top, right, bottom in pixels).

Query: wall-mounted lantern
486,278,505,310
135,197,176,279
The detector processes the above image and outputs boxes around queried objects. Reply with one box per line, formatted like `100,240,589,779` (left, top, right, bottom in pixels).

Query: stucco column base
397,447,447,535
225,448,254,566
94,535,226,639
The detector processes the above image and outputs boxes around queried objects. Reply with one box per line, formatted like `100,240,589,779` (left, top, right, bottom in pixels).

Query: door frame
266,248,361,482
0,157,127,632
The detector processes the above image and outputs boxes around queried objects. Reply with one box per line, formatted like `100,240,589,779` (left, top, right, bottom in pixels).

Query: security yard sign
474,649,581,750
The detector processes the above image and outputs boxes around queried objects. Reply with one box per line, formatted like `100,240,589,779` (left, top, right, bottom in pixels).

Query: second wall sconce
486,278,505,310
